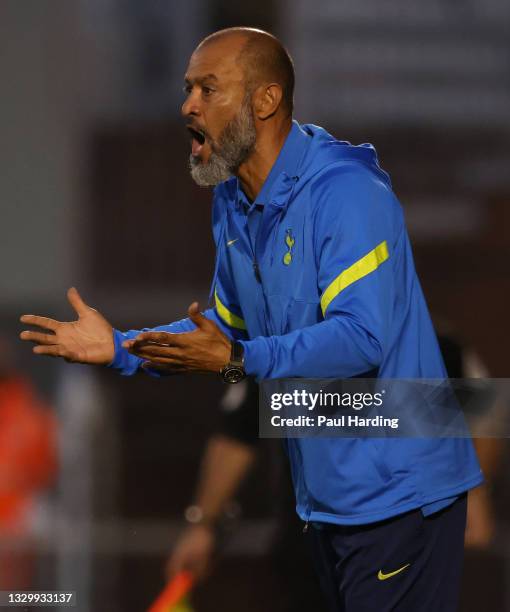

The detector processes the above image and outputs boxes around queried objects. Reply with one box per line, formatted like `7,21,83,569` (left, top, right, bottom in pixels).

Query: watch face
223,366,245,384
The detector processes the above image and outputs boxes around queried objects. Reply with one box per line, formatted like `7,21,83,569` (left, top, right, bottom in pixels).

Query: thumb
67,287,91,318
188,302,209,330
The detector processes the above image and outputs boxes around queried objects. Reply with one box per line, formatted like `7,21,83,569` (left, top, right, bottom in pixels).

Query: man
21,28,482,611
167,378,326,611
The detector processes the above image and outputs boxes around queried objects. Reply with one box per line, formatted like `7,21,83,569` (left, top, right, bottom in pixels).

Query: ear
253,83,284,120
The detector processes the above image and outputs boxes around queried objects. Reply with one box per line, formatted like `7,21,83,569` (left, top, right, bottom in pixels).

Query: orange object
147,572,194,612
0,375,57,589
0,377,57,534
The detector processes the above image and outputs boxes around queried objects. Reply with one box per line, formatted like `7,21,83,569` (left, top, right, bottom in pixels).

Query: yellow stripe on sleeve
214,289,247,330
320,240,389,316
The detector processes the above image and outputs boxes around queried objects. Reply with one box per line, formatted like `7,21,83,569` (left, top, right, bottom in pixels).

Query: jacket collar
236,120,310,211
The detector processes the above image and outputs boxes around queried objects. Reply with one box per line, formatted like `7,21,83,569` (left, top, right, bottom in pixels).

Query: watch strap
230,341,245,367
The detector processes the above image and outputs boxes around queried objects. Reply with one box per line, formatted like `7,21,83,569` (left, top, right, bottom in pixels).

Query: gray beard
189,97,256,187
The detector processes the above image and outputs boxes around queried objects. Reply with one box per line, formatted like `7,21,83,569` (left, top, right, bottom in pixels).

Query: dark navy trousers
308,494,467,612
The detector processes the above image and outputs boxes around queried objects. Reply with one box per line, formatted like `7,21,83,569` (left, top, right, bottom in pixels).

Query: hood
298,123,392,189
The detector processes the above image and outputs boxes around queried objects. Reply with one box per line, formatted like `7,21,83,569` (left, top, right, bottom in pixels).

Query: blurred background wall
1,1,509,610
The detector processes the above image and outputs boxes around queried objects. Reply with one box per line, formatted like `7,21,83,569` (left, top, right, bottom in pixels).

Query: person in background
435,329,504,549
0,336,57,590
166,378,326,611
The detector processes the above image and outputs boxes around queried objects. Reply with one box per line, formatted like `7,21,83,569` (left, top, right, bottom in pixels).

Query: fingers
32,345,63,357
19,330,56,345
188,302,210,330
122,333,187,364
165,554,188,580
67,287,90,317
19,314,59,332
129,344,184,359
132,347,183,364
31,344,82,363
127,331,184,347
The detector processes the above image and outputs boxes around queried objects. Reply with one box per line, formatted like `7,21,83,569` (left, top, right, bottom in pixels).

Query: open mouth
187,126,206,157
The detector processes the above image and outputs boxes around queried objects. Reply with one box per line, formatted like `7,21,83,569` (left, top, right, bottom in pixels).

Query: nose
181,89,201,118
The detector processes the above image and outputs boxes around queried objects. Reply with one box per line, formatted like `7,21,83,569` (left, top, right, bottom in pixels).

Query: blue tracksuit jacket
110,121,482,525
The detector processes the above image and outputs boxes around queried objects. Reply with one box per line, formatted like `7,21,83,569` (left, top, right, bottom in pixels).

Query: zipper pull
253,261,262,283
302,521,309,534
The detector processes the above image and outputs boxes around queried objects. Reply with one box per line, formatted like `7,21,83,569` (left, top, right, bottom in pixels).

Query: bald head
197,27,295,116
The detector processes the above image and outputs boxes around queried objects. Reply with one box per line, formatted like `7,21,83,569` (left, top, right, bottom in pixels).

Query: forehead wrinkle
184,73,218,85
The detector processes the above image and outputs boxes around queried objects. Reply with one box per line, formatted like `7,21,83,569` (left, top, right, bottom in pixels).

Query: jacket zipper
252,260,275,336
253,261,262,283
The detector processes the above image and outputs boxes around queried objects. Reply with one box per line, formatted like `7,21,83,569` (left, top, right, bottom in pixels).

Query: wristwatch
220,341,246,383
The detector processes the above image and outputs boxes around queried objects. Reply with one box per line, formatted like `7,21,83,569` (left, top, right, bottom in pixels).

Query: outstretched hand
124,302,231,374
20,287,115,365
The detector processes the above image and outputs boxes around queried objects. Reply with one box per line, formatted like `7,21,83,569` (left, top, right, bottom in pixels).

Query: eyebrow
184,73,219,85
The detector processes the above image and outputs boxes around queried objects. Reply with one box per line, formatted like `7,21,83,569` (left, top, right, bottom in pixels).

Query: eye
202,86,215,97
183,84,192,95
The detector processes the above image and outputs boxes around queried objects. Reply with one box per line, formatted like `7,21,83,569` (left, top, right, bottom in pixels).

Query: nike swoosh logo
377,564,410,581
227,238,239,247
